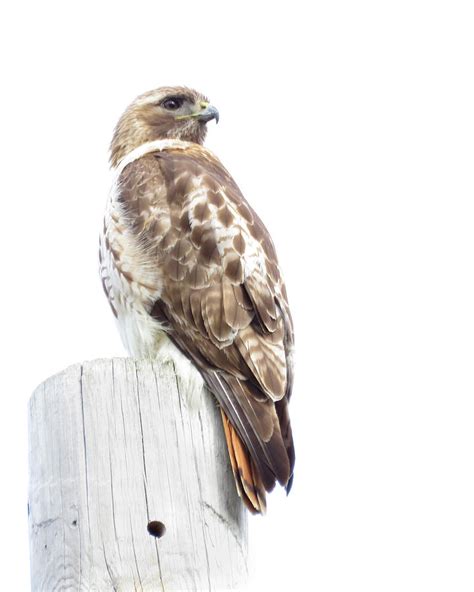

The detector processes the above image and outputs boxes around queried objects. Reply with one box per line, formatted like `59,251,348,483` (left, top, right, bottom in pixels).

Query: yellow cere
176,101,209,120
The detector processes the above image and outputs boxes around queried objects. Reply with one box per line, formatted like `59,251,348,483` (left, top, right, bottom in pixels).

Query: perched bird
99,86,295,513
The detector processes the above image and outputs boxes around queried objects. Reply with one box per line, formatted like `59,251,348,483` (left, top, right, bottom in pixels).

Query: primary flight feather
99,86,295,513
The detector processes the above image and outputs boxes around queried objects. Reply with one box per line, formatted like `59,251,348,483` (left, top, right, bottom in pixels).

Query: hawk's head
110,86,219,167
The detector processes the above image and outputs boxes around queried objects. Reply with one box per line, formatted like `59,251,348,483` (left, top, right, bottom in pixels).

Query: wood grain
28,358,248,591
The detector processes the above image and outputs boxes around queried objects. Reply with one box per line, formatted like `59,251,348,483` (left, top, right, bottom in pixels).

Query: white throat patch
113,139,193,177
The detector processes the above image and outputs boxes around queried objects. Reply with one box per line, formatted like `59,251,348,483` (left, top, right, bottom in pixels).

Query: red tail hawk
99,87,295,513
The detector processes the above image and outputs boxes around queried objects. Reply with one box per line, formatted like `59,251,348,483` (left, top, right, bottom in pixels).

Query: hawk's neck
113,139,195,176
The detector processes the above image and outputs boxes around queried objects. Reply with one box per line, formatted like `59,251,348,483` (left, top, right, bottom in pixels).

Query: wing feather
117,145,295,508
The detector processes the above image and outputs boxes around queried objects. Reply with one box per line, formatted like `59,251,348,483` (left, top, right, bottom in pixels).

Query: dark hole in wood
147,520,166,538
72,520,77,527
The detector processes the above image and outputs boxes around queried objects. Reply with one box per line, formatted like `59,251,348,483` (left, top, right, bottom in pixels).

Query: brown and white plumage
99,87,295,513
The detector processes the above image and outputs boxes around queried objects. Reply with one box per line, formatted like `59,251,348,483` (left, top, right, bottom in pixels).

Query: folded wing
118,144,295,512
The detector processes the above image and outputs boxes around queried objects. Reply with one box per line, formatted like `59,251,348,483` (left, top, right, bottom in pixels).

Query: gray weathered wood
28,358,248,591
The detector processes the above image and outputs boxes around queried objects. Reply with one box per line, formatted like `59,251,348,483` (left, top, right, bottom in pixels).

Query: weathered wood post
28,358,248,591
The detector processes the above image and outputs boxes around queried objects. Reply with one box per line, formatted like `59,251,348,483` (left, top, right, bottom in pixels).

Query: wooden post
28,358,248,591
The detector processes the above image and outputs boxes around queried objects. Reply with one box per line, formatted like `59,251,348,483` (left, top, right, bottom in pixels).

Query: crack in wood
31,517,60,531
79,364,91,535
134,362,149,483
130,516,144,590
102,540,117,590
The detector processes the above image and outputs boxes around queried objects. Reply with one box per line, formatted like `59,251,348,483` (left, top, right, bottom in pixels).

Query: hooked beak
175,102,220,124
196,103,219,124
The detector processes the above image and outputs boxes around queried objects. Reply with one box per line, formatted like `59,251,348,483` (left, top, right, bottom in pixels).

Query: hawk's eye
161,97,184,110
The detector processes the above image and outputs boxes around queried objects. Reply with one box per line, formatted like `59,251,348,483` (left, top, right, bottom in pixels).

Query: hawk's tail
205,371,295,514
220,409,267,514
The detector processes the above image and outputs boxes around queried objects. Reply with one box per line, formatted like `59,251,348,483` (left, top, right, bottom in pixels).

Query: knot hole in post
147,520,166,538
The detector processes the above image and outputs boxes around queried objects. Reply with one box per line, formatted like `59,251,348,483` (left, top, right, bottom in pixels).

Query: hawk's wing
117,144,295,512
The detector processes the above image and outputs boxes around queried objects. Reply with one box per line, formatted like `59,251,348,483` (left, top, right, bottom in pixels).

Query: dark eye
161,97,184,110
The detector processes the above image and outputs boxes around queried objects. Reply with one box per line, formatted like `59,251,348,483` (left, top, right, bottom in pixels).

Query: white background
1,1,473,590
